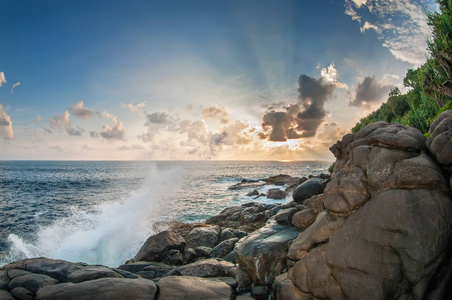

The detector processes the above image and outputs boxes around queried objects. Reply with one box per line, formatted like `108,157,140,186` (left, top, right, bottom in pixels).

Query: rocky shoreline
1,111,452,300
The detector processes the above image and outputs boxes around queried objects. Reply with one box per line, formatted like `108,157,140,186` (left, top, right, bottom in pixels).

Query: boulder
68,266,122,283
291,208,316,230
267,188,287,199
292,178,326,202
185,226,220,249
2,258,86,283
0,290,14,300
235,220,300,285
246,190,259,197
141,262,175,279
8,273,58,294
157,276,232,300
0,270,9,290
194,246,212,257
36,278,157,300
275,208,299,225
10,287,33,300
162,249,183,266
133,230,186,262
118,261,154,274
427,110,452,172
175,258,230,277
220,228,247,241
210,238,239,258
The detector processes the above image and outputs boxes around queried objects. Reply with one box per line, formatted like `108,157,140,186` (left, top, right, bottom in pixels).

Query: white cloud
345,0,433,66
69,101,93,119
121,101,146,115
320,64,349,89
0,104,13,140
11,82,20,93
48,111,84,136
100,117,126,141
0,72,6,87
360,21,381,34
202,104,231,124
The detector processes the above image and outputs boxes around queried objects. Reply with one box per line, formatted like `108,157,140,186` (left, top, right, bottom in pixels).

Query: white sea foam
5,166,184,267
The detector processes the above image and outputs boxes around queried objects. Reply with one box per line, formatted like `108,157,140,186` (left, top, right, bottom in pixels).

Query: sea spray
4,166,185,267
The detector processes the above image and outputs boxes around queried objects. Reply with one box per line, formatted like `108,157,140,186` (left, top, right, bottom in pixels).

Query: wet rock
267,188,287,200
110,268,139,279
229,179,264,190
210,238,239,258
36,278,157,300
157,276,232,300
246,190,259,197
118,261,154,274
220,228,247,241
275,208,299,225
10,287,33,300
251,285,269,300
185,226,220,249
292,178,326,202
133,230,185,262
162,249,183,266
68,266,122,283
8,273,58,294
235,220,300,285
141,262,175,279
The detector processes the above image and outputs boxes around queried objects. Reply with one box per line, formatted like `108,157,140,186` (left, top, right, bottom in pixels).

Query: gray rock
67,265,122,283
0,290,14,300
235,220,300,285
194,246,212,257
176,258,228,277
110,268,139,279
251,285,269,300
246,190,259,197
157,276,232,300
162,249,183,266
292,178,325,202
210,238,239,258
0,270,9,290
8,273,58,294
428,110,452,172
220,228,247,241
142,262,175,279
236,267,253,292
133,230,185,262
291,208,316,230
185,226,220,249
36,278,157,300
7,269,32,279
118,261,154,274
267,188,287,200
205,276,238,289
275,208,299,225
10,287,33,300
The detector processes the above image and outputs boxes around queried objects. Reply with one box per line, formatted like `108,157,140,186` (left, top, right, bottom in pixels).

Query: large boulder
8,273,58,295
286,122,452,299
175,258,233,278
427,110,452,173
36,278,157,300
157,276,233,300
235,220,300,285
267,188,287,200
185,226,220,249
67,266,122,283
133,230,186,262
292,178,326,202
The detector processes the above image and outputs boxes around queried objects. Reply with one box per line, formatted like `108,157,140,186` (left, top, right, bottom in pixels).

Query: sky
0,0,438,160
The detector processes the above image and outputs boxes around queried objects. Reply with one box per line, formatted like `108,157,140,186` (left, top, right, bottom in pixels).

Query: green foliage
352,0,452,134
328,162,336,174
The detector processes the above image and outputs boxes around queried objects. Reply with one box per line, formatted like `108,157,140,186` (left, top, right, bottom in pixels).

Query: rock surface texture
284,121,452,299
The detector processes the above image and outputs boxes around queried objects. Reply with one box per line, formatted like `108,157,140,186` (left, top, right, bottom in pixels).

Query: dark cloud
69,101,93,119
349,76,392,108
259,74,335,141
89,131,99,138
146,112,175,124
140,112,179,143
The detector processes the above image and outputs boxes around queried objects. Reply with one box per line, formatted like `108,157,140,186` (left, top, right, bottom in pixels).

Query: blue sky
0,0,438,160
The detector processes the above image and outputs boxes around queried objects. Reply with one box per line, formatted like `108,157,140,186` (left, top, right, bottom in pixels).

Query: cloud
320,64,348,89
121,101,146,115
117,144,145,151
11,82,20,93
316,122,348,147
360,21,381,34
345,0,433,66
69,101,93,119
219,120,253,145
140,112,179,142
33,115,43,126
100,117,126,141
349,76,393,108
49,145,65,152
89,131,99,138
97,110,115,119
48,111,84,136
0,72,6,87
202,104,231,124
0,104,14,140
259,73,336,141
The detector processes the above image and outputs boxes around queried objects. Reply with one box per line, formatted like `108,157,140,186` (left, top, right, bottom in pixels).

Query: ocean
0,160,330,268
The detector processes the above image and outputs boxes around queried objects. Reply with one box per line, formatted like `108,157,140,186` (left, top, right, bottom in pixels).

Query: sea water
0,160,330,267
